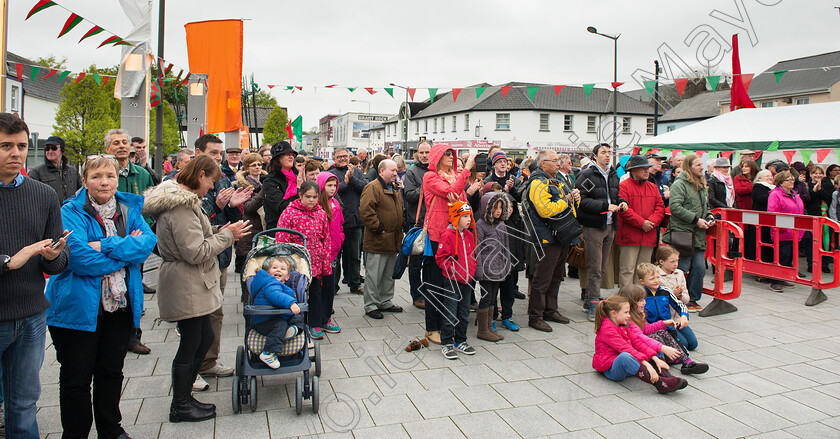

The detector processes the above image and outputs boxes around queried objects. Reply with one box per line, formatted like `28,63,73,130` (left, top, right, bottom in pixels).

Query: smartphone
475,153,488,173
51,230,72,248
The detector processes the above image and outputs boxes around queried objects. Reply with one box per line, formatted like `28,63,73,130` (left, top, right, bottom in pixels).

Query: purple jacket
767,186,804,242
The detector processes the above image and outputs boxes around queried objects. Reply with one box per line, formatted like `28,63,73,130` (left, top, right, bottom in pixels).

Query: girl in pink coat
276,180,331,339
316,171,345,336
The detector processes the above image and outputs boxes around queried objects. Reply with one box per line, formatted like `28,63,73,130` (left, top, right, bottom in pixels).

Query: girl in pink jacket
316,172,345,336
592,296,687,393
276,180,331,339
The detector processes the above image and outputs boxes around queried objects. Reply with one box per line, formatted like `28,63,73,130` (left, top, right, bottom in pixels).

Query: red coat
733,174,753,210
616,178,665,247
593,318,658,372
435,226,476,284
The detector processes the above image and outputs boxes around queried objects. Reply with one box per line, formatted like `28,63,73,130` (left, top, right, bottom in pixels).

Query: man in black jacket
403,141,431,308
28,136,82,202
329,146,368,294
575,143,627,321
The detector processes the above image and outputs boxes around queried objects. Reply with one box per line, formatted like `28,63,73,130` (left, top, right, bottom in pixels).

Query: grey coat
403,162,429,227
474,192,511,282
28,157,82,202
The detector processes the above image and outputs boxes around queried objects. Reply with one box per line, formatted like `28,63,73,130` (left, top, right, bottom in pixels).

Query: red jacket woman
423,144,471,243
733,174,754,210
616,177,665,247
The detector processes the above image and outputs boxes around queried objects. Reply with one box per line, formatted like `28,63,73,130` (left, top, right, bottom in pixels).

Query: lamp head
587,26,597,34
389,83,396,86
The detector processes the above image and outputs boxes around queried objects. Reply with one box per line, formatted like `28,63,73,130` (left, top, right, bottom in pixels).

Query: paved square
36,264,840,438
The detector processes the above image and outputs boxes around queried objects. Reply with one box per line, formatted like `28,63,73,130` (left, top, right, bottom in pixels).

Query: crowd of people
2,107,839,435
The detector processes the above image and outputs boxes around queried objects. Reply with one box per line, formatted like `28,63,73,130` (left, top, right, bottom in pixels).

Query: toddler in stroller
250,256,306,369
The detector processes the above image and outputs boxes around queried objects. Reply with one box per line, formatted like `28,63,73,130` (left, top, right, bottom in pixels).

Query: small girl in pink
316,171,345,337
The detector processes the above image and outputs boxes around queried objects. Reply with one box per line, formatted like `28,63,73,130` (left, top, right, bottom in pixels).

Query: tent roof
638,101,840,151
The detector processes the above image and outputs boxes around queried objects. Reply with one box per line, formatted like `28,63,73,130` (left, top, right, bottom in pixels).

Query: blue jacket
643,285,688,329
250,269,298,325
46,189,157,332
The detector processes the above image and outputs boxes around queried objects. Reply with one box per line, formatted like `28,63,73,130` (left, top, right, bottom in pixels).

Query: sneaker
201,363,234,377
681,360,709,375
687,301,703,312
587,308,597,322
769,283,784,293
491,320,497,332
322,319,341,334
309,327,324,340
501,319,520,331
454,342,476,355
259,351,281,369
193,374,210,391
442,344,458,360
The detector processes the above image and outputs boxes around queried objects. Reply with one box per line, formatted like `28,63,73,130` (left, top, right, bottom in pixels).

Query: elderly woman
707,157,735,209
767,170,805,292
45,156,157,439
143,156,251,423
262,141,300,229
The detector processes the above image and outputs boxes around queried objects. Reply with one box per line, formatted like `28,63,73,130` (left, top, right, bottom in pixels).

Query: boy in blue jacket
637,263,697,351
250,256,304,368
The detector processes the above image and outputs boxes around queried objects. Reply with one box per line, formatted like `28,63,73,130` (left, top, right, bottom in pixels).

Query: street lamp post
351,99,371,152
587,26,620,166
390,83,410,157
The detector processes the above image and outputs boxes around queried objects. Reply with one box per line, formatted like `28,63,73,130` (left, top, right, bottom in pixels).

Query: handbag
669,231,696,257
544,205,582,246
401,192,435,256
567,238,587,269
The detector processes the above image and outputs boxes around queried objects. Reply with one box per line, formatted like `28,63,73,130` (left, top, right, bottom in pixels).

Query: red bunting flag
407,88,416,101
501,86,512,97
782,150,797,164
672,149,682,156
75,72,86,84
79,25,103,43
98,35,121,48
14,63,23,81
451,88,462,102
631,146,641,155
696,151,705,158
553,85,566,96
365,87,377,95
720,151,733,159
102,76,109,88
611,81,624,89
816,148,831,163
674,78,689,97
740,73,754,92
26,0,56,20
58,13,83,38
324,84,337,88
43,68,58,79
267,84,275,89
164,63,173,74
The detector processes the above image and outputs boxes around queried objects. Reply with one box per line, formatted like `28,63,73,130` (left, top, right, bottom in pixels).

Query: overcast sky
9,0,840,132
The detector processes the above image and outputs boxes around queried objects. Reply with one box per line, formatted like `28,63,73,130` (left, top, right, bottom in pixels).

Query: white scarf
90,193,128,312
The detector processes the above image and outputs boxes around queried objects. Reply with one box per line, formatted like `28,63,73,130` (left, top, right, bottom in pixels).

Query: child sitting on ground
656,246,689,304
592,295,687,393
637,262,699,351
250,256,304,369
617,285,709,374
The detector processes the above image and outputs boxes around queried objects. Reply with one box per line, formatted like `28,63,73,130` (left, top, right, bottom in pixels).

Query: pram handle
244,304,310,316
252,228,308,247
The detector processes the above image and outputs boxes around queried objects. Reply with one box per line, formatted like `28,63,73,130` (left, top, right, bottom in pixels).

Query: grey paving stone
450,363,505,386
351,423,410,439
547,429,602,439
750,394,831,424
540,400,611,431
783,421,840,438
363,394,423,426
521,356,577,378
483,341,533,361
719,371,791,397
412,367,467,391
565,372,625,397
618,389,690,416
491,380,553,406
216,411,270,439
402,417,467,439
497,405,567,438
693,376,760,403
451,384,512,412
329,376,379,400
407,388,469,419
492,360,542,382
531,376,592,402
779,363,840,385
135,396,174,425
517,340,563,358
450,411,519,439
371,371,426,396
580,394,650,424
595,420,660,439
717,401,795,432
36,405,62,435
745,430,799,439
678,407,760,438
784,389,840,417
265,407,325,437
636,414,715,439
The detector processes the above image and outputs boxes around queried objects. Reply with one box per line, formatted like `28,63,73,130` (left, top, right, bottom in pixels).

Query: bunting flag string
58,13,82,38
25,0,133,49
643,80,656,96
799,149,814,165
475,87,486,99
384,87,394,97
553,85,565,96
428,88,438,103
782,150,797,164
774,70,788,83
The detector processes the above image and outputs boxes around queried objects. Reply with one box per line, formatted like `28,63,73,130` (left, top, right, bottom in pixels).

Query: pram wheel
314,342,321,377
232,346,245,414
295,376,303,415
249,376,258,412
311,375,319,413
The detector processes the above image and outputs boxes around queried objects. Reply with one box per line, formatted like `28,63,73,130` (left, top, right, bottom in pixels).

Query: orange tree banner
185,19,243,133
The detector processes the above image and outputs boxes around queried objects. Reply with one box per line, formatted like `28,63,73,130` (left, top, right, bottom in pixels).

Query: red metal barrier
699,219,744,317
711,208,840,307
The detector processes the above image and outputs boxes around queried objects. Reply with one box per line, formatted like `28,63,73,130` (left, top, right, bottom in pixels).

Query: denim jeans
0,310,47,438
669,326,699,351
336,226,363,289
439,280,471,346
678,248,706,302
603,352,640,381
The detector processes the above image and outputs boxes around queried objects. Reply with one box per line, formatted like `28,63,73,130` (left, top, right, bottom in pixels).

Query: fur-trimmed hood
235,169,265,189
479,191,510,225
142,180,201,219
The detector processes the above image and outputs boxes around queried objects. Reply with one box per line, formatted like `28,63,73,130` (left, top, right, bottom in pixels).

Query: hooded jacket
232,170,265,257
767,186,805,242
28,156,82,202
423,144,471,242
45,189,157,332
435,209,477,285
142,180,235,321
317,172,345,261
360,176,405,254
250,269,298,325
616,176,665,247
329,164,367,228
593,317,658,373
200,173,243,268
475,192,511,282
403,161,429,227
523,168,579,245
276,199,332,278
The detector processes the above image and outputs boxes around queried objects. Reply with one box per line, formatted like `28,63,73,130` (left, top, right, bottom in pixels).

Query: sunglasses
45,145,60,151
443,150,454,157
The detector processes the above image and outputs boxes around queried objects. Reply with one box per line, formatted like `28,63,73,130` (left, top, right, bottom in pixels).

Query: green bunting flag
58,70,71,82
659,149,671,157
93,74,101,86
30,66,40,82
774,70,788,84
26,0,56,20
527,86,539,102
708,151,719,159
767,140,779,151
347,87,356,92
384,87,394,97
583,84,595,98
98,35,120,48
475,87,486,99
706,75,721,92
800,149,814,164
428,88,438,103
285,86,294,90
79,25,103,43
643,80,657,96
58,13,83,38
639,147,650,155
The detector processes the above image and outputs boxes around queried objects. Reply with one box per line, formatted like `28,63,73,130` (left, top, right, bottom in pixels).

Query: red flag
501,86,512,97
611,81,624,89
696,151,705,158
365,87,377,95
674,78,688,97
740,73,754,92
782,150,796,164
14,63,23,81
43,68,58,79
102,76,109,88
267,84,275,89
286,120,294,140
720,151,733,159
324,84,337,88
631,146,641,155
407,88,416,101
554,85,566,96
451,88,462,102
730,34,755,111
816,149,831,163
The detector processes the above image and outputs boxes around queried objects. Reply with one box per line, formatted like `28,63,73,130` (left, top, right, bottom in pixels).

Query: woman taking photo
143,156,251,423
665,154,712,313
767,170,805,292
46,156,157,438
263,141,301,230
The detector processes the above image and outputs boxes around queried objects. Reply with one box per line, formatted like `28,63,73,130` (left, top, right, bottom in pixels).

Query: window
10,86,18,112
433,118,437,133
539,113,550,131
424,120,428,134
622,117,631,134
415,121,419,134
496,113,510,130
587,115,597,133
646,118,655,135
563,114,573,132
796,97,810,105
452,116,457,132
761,101,774,108
667,125,675,132
440,117,445,133
464,114,470,131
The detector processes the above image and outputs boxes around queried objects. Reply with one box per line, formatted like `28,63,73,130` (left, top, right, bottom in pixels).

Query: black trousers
422,241,443,332
174,314,214,366
307,277,326,328
408,254,425,301
49,308,132,439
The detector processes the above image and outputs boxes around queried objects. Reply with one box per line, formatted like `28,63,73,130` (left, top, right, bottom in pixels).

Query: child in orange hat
435,201,478,360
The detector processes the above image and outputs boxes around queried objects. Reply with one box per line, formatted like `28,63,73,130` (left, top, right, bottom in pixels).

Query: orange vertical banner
185,19,244,133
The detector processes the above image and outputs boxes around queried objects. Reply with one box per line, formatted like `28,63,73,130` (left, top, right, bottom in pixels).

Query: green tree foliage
261,105,289,144
253,89,277,107
34,54,68,70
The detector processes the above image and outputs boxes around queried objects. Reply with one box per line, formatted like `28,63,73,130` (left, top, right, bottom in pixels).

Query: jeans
0,310,47,438
669,326,698,351
254,314,305,353
678,248,706,302
49,308,132,439
336,226,363,289
603,352,640,381
422,242,443,332
440,280,471,346
408,254,425,302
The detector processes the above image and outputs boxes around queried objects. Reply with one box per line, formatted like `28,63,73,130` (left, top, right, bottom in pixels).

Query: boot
476,308,501,342
634,364,686,394
170,363,216,422
190,360,216,411
488,310,503,341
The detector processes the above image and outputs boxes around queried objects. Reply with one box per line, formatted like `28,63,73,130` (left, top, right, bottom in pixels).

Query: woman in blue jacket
45,156,157,439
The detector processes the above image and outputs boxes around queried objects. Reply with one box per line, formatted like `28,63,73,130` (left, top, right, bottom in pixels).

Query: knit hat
491,152,508,166
448,201,475,229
